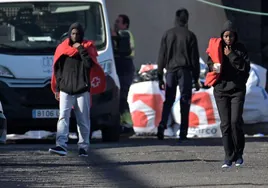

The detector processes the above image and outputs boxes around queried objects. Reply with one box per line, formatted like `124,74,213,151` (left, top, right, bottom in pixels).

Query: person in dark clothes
112,14,135,135
206,20,250,168
49,22,97,157
157,8,200,141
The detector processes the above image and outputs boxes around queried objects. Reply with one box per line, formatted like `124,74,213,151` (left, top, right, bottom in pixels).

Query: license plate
32,109,59,119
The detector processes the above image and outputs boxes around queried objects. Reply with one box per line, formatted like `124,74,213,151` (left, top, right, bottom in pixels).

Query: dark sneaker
222,160,232,168
49,146,67,156
178,136,189,142
79,148,88,157
235,158,244,167
157,124,165,140
121,126,135,137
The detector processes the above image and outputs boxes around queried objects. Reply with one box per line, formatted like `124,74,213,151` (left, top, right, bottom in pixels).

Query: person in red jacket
206,21,250,168
49,22,105,157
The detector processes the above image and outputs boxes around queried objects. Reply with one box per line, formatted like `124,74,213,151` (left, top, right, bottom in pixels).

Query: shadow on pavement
171,182,268,187
0,147,153,187
90,136,268,149
4,136,268,148
0,136,267,187
0,159,221,168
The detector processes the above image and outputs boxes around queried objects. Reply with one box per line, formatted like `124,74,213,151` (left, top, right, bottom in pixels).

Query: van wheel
101,115,120,142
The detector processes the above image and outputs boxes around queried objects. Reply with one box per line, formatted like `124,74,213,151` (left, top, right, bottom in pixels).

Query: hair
175,8,189,26
119,14,130,29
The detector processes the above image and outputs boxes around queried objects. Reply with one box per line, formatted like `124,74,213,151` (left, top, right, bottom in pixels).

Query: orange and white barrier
128,81,164,134
172,88,221,137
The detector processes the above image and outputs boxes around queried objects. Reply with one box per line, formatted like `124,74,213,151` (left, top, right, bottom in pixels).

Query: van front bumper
0,75,120,133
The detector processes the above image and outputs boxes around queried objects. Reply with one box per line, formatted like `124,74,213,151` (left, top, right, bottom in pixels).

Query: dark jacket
54,23,93,95
157,25,200,82
112,30,134,75
112,30,132,58
207,21,251,91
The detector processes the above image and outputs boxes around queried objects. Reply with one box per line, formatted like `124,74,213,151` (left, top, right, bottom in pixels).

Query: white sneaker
221,161,232,168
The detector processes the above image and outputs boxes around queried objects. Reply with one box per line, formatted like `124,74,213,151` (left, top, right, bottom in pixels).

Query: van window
0,2,106,54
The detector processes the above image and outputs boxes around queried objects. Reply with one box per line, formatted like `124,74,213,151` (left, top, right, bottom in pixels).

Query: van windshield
0,2,106,54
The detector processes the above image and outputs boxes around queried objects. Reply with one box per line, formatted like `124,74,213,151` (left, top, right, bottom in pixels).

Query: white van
0,0,121,141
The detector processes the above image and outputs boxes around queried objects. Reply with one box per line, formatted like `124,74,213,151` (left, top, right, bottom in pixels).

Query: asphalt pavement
0,136,268,188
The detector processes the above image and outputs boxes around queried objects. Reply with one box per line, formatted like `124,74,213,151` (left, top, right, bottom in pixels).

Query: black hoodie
54,22,93,95
208,20,251,91
157,8,200,82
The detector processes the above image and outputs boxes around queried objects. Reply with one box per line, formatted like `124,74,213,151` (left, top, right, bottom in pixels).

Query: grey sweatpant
56,91,90,151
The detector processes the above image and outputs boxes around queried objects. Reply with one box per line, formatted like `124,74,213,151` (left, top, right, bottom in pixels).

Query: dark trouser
118,73,134,114
115,57,135,114
213,88,246,161
160,69,192,138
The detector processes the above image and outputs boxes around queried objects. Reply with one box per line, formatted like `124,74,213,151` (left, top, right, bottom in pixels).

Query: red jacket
51,38,106,95
204,38,223,87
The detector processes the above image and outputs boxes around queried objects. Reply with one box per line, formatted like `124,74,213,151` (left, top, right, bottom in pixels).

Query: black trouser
118,73,134,114
160,69,192,138
115,57,135,114
213,87,246,161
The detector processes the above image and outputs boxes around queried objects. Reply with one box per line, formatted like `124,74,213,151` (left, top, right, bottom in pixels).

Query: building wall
222,0,262,65
261,0,268,69
106,0,262,69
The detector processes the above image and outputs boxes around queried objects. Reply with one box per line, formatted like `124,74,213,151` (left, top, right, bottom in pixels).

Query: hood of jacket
175,8,189,27
221,20,238,44
68,22,84,44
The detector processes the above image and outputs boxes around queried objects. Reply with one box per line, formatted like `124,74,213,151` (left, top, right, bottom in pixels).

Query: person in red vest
205,21,250,168
49,22,106,157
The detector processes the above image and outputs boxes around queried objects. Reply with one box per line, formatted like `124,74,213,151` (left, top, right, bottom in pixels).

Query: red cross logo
91,77,101,88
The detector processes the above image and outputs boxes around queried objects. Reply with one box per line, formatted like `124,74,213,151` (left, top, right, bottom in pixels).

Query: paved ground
0,137,268,188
